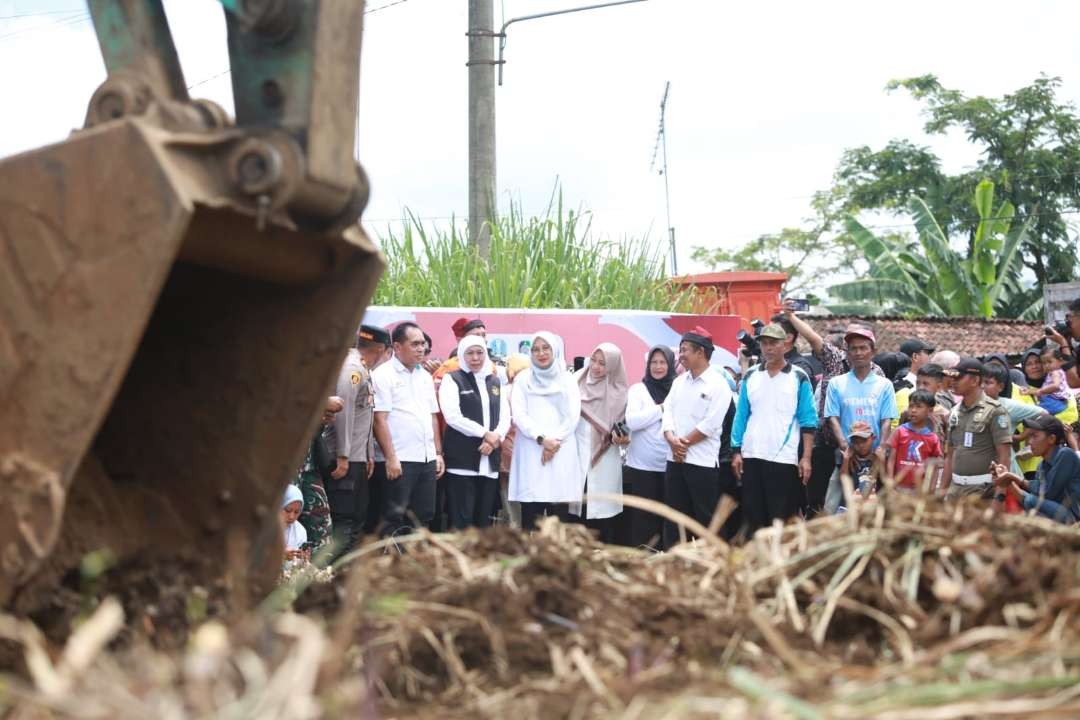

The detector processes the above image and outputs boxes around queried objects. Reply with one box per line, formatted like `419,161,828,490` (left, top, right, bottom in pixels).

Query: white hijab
457,335,493,379
282,485,306,551
523,331,566,396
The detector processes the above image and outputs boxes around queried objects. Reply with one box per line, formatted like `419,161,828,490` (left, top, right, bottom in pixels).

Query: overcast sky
4,0,1080,277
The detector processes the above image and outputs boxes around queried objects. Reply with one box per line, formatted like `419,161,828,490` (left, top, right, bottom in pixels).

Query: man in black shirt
771,311,822,391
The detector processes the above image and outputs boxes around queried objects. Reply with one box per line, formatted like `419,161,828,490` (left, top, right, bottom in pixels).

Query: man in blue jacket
731,323,818,534
991,414,1080,524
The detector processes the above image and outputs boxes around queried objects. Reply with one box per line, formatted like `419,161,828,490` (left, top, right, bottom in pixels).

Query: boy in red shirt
888,390,944,492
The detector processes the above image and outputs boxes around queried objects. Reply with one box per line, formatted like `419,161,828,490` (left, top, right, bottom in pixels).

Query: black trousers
364,461,386,535
519,502,571,530
619,466,665,548
741,457,803,534
716,462,744,542
444,472,500,529
328,461,369,558
805,442,837,518
662,461,721,549
429,473,449,532
382,460,437,538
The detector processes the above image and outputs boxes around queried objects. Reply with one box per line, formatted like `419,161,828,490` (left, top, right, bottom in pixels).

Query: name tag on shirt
963,431,973,448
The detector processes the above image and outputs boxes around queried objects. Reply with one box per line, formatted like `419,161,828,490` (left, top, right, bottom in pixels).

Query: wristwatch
994,493,1007,503
536,435,545,445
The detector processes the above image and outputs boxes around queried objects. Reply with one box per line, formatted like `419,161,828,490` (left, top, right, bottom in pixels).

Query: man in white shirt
661,327,733,548
372,322,445,538
730,324,818,534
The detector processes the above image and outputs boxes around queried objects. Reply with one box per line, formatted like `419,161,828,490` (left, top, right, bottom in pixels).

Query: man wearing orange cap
435,318,488,383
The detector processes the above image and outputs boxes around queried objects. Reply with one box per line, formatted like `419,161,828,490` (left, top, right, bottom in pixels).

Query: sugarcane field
3,1,1080,719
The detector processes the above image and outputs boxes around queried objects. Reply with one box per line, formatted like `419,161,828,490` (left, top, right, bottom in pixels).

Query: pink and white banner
362,307,742,381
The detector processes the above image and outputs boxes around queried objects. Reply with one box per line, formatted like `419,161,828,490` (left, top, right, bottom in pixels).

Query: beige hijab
577,343,628,467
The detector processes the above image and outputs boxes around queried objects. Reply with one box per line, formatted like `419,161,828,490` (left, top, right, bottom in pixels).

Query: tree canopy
831,74,1080,287
830,180,1034,318
693,75,1080,311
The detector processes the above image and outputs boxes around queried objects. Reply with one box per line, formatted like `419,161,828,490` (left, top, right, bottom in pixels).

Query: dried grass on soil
3,493,1080,719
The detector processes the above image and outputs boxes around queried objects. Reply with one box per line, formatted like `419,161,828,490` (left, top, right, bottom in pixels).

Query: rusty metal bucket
0,118,383,610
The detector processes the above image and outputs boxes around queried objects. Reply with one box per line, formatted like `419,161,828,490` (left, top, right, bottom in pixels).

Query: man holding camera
769,310,822,391
1045,297,1080,389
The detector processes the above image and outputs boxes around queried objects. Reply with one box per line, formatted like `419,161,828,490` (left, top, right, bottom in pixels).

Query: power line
0,10,86,40
365,0,409,14
186,68,232,91
0,8,83,20
185,0,410,91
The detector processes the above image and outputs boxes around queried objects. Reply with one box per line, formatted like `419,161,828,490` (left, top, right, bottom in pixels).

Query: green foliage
690,186,862,299
830,180,1035,318
832,74,1080,286
373,196,694,311
690,225,840,301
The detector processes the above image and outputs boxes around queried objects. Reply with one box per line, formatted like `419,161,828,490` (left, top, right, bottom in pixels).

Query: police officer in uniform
325,324,390,556
940,358,1011,500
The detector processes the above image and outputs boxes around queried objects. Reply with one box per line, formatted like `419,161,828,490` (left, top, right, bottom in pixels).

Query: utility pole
651,81,676,274
467,0,497,256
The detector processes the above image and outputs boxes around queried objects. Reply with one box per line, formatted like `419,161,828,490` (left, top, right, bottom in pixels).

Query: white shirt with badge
371,355,439,463
661,365,732,468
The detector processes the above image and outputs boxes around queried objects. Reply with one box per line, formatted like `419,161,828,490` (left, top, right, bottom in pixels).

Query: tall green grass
371,195,693,311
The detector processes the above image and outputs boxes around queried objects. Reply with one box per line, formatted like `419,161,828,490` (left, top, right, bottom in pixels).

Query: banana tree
829,180,1035,318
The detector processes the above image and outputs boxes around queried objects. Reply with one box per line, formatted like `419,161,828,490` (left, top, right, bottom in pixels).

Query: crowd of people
281,297,1080,563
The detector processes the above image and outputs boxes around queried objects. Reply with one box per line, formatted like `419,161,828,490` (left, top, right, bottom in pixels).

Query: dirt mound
3,495,1080,718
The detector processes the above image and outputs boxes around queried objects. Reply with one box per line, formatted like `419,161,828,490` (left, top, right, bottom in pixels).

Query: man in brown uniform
940,358,1011,499
325,324,390,556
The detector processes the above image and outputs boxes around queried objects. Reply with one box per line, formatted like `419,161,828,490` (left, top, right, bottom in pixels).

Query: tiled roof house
803,315,1046,358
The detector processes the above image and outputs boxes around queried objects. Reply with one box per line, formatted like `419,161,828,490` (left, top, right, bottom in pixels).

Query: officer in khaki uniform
940,358,1012,499
325,324,390,556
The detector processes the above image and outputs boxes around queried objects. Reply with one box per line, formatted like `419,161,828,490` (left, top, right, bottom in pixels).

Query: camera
737,319,765,359
1046,321,1069,336
612,421,629,438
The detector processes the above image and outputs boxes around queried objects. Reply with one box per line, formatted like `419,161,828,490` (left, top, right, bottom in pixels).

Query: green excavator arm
0,0,382,611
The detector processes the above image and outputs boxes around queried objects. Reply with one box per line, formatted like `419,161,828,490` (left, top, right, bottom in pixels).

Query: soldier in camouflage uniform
292,396,343,551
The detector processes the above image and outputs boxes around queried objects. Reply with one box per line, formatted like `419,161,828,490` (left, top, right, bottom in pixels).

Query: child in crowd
281,485,309,562
1022,346,1071,414
842,421,882,501
914,363,951,442
916,363,953,411
887,390,943,492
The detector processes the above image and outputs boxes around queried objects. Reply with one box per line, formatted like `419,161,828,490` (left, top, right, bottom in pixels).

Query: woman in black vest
438,335,511,529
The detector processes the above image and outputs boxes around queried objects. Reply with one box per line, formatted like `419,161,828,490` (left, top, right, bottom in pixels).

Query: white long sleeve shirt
625,383,668,472
660,366,732,468
371,356,439,463
439,373,511,477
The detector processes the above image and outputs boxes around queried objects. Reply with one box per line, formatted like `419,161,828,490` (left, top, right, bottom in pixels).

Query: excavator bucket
0,0,384,611
0,117,382,610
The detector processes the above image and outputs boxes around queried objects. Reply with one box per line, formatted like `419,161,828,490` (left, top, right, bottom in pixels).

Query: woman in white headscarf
572,343,629,543
509,331,582,529
439,335,511,529
281,484,308,560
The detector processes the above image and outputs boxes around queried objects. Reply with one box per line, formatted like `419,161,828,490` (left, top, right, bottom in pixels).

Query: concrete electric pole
467,0,497,256
467,0,647,257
